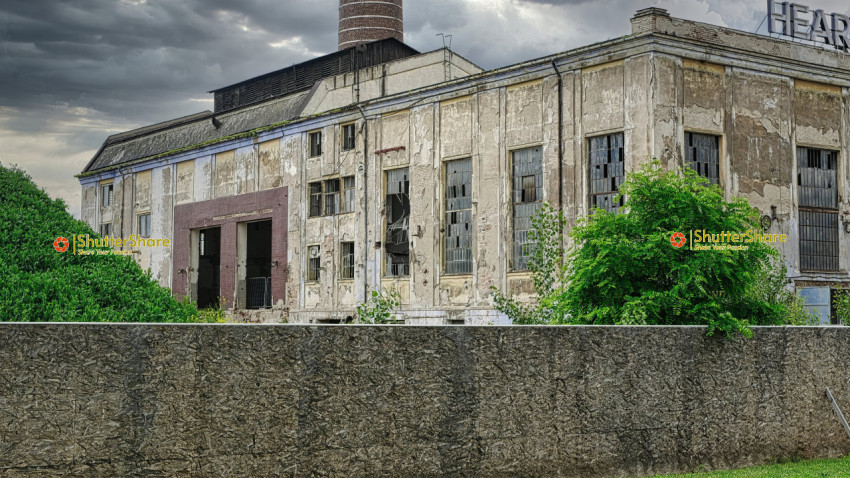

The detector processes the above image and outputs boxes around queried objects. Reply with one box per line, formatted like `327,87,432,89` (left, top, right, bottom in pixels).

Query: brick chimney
339,0,403,51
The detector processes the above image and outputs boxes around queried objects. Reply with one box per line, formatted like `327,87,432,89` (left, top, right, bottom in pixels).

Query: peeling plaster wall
149,165,174,288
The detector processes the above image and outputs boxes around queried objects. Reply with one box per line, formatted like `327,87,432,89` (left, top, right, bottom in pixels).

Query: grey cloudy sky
1,0,847,217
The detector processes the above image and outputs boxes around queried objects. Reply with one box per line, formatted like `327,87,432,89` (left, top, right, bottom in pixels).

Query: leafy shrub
494,161,814,338
0,164,207,322
355,288,401,324
491,203,566,324
835,291,850,326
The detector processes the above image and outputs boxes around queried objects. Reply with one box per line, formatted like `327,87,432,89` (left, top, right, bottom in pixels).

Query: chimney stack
339,0,403,51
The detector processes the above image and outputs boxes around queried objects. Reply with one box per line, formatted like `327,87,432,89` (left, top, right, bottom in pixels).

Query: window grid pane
588,133,625,213
341,242,354,279
308,246,321,281
343,176,355,213
309,132,322,157
512,147,543,271
386,168,410,277
797,146,839,272
685,132,720,185
324,179,340,216
138,214,151,238
308,182,322,217
343,124,355,151
445,158,472,274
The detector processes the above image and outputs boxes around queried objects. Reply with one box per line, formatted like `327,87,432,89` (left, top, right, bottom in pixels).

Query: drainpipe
356,104,369,302
551,60,564,221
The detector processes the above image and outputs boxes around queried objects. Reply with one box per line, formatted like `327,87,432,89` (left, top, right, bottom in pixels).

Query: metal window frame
444,158,473,275
385,167,410,277
324,178,341,216
342,176,355,213
797,146,840,272
685,132,721,185
308,181,323,217
511,146,544,271
341,123,356,151
307,245,321,282
340,241,355,280
587,132,625,214
308,130,322,157
138,213,151,238
102,184,114,207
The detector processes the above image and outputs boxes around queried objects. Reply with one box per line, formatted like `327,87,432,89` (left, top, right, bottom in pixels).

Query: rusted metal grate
797,146,839,272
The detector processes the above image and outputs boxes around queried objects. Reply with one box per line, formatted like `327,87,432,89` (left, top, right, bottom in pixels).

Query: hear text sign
767,0,850,49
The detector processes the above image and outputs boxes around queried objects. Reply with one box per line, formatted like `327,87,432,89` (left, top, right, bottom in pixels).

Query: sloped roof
81,91,309,174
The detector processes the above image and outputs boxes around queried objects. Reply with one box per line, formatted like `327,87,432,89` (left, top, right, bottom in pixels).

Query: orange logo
53,237,69,252
670,232,686,249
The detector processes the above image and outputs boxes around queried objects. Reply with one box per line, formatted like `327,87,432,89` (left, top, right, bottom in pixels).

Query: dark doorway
197,227,221,309
246,220,272,309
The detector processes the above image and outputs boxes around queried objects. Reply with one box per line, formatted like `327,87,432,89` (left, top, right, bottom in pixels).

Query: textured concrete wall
1,324,848,477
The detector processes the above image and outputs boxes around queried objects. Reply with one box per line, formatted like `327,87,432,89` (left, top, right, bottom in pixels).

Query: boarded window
512,147,543,271
307,245,321,281
342,176,355,213
309,131,322,157
685,132,720,185
324,179,340,215
589,133,625,213
101,184,114,207
445,158,472,274
342,123,355,151
386,168,410,276
798,147,839,271
138,213,151,238
341,242,354,279
308,182,322,217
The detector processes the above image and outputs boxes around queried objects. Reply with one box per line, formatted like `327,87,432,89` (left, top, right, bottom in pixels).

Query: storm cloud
0,0,803,217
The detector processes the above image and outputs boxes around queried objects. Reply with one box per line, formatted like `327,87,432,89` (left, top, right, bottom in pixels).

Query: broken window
101,184,113,207
512,147,543,271
685,132,720,185
445,158,472,274
138,213,151,238
589,133,625,213
342,176,355,213
308,182,322,217
100,223,112,236
385,168,410,276
798,146,839,271
324,178,340,215
342,123,355,151
341,241,354,279
309,131,322,157
307,245,321,281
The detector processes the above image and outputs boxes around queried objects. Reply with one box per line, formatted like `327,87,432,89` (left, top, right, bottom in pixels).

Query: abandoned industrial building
78,2,850,324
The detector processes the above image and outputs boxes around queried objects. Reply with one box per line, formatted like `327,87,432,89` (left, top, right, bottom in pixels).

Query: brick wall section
0,324,848,476
339,0,403,50
172,187,288,308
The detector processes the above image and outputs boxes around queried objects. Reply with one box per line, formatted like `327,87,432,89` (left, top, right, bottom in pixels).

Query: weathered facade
79,8,850,323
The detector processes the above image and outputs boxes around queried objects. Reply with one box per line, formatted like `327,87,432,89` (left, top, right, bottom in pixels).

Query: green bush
354,288,401,324
494,161,814,338
0,164,207,322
